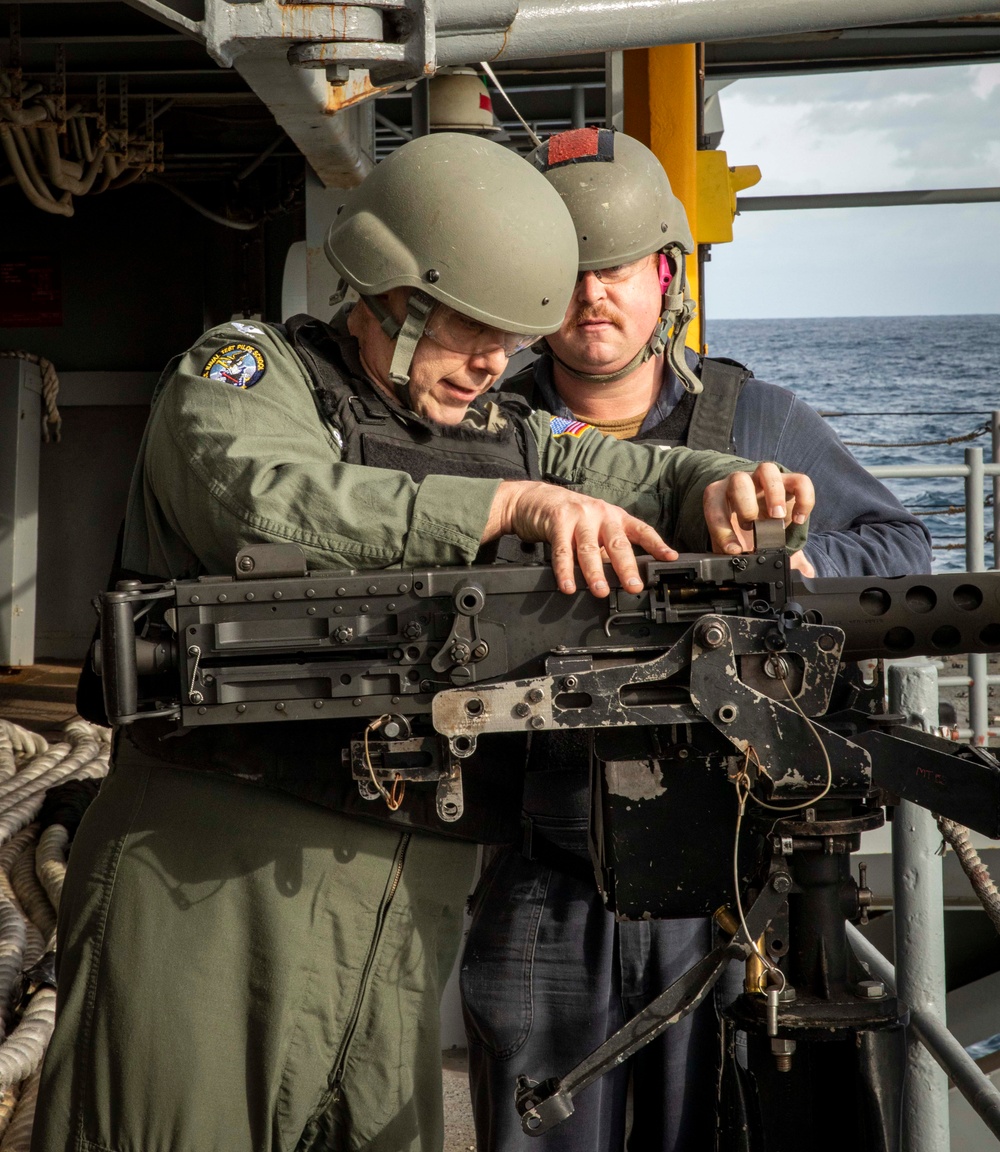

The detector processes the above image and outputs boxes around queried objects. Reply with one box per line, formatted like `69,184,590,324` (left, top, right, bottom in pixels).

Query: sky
707,62,1000,319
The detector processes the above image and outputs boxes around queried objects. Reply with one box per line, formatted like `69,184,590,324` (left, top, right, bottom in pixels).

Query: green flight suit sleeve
137,323,503,575
527,412,809,553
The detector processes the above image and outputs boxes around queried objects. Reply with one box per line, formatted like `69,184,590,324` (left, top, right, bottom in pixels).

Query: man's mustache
569,306,625,328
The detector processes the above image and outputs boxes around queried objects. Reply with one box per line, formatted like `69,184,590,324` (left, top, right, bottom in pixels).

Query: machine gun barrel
793,570,1000,663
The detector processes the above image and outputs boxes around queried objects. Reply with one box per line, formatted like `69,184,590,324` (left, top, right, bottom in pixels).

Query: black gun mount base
720,804,907,1152
517,798,909,1151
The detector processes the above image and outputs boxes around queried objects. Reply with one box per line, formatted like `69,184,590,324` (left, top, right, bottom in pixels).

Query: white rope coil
10,848,55,950
0,718,110,1130
0,831,38,910
0,1066,37,1151
0,727,46,765
0,1085,20,1148
35,827,68,916
0,832,45,972
0,735,14,789
0,902,26,1040
0,990,54,1092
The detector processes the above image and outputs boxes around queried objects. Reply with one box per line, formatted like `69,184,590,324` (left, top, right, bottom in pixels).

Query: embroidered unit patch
203,343,266,389
231,321,265,336
549,415,591,438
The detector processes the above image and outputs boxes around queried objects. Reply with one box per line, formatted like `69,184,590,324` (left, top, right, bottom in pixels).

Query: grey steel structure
11,1,996,186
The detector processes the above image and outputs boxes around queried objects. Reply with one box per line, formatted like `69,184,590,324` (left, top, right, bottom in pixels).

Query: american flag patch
549,415,591,438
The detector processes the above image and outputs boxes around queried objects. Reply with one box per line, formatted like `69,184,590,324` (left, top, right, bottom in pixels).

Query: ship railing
857,664,1000,1150
861,411,1000,747
823,415,1000,1147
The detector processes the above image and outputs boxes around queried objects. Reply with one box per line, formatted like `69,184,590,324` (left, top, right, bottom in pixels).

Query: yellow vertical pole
623,44,702,352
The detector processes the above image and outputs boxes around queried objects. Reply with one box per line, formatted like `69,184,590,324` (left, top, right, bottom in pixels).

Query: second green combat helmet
530,127,703,393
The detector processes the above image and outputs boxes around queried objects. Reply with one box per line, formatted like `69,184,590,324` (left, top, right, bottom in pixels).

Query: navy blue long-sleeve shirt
523,355,932,578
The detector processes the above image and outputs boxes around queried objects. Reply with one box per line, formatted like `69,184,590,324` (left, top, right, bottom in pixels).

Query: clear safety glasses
578,254,656,285
423,303,542,359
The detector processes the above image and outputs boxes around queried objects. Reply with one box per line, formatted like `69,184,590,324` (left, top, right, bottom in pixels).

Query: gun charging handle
94,580,179,726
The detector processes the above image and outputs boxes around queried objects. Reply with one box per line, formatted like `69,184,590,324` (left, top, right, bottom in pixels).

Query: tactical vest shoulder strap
501,365,542,408
684,356,752,453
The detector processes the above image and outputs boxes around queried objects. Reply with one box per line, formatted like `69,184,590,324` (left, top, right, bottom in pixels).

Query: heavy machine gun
95,527,1000,1152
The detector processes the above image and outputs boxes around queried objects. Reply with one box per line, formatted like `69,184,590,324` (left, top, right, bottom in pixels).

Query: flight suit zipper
328,831,411,1097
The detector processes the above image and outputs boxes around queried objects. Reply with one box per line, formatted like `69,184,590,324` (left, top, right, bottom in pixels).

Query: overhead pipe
0,78,47,126
739,187,1000,211
92,150,120,195
38,123,108,196
69,115,96,164
434,0,1000,64
146,175,262,230
0,104,46,127
108,165,146,190
10,127,54,201
0,125,73,216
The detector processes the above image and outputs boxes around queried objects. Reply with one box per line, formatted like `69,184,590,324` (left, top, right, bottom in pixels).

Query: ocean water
708,314,1000,573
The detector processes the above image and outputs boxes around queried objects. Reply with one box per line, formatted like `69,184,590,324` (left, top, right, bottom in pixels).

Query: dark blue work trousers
460,814,718,1152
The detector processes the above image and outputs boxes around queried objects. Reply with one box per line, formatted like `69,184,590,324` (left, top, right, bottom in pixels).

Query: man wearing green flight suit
32,132,813,1152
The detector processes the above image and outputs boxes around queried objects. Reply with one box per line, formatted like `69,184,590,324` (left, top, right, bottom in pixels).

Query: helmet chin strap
550,244,703,395
363,291,435,402
659,245,703,395
547,339,650,385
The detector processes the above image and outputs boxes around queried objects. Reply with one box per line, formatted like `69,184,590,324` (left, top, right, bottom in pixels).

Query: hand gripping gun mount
96,525,1000,1152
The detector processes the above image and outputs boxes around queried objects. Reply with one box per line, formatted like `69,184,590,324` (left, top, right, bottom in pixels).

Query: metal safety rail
850,406,1000,1151
870,663,1000,1151
861,412,1000,746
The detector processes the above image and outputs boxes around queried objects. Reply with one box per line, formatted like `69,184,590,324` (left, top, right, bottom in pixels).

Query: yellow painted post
624,44,701,351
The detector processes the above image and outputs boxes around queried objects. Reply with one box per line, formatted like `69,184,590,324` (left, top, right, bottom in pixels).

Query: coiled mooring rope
0,719,109,1148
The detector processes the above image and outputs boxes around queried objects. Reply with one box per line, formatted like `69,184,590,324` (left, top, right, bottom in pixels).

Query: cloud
706,202,1000,319
707,64,1000,316
720,63,1000,191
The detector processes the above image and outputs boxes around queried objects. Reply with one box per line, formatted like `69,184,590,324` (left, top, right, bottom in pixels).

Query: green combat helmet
324,132,579,395
529,128,703,394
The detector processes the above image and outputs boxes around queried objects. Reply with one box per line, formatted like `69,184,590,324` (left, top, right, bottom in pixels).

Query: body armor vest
503,355,751,453
287,316,545,565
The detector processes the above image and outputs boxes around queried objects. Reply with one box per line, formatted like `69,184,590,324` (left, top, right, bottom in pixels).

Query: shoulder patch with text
549,415,591,438
202,343,266,389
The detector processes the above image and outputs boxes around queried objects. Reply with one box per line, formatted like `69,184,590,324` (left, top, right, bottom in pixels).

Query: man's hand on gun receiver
485,480,677,598
703,462,814,557
484,464,813,600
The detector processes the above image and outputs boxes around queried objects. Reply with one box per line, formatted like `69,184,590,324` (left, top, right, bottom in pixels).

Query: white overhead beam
435,0,1000,63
